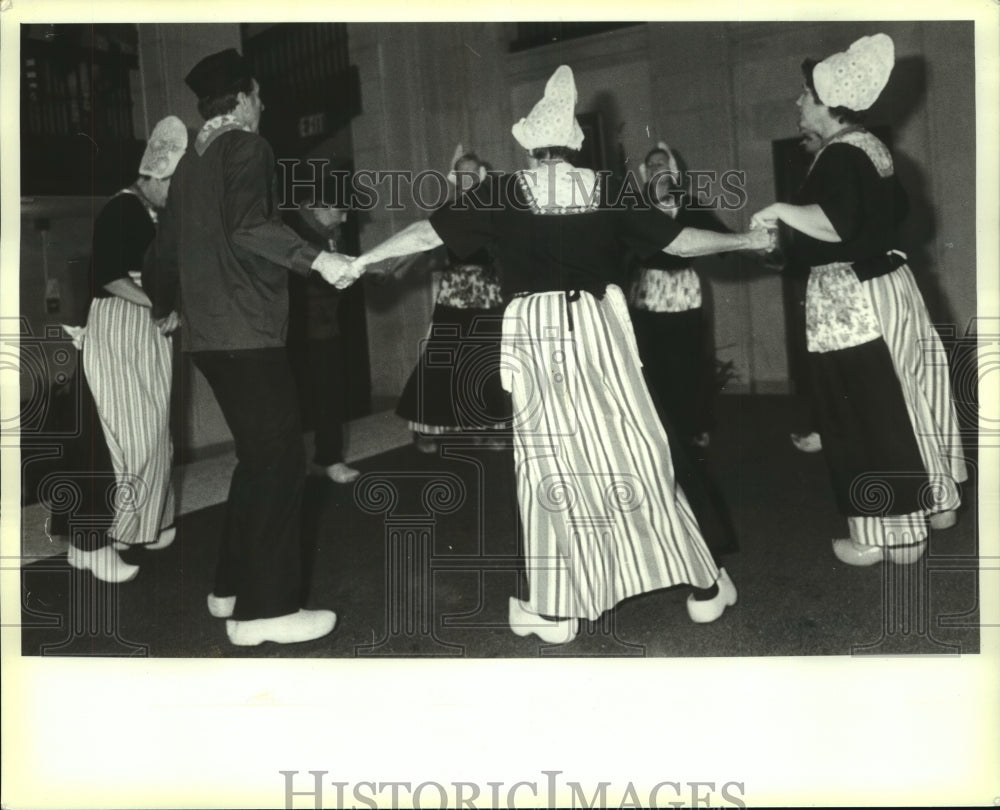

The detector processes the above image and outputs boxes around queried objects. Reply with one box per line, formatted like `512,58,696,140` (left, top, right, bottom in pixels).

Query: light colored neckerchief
195,114,252,155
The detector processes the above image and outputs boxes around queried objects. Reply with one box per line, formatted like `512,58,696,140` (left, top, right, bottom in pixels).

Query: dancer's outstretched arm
666,225,773,258
353,220,443,274
750,202,840,243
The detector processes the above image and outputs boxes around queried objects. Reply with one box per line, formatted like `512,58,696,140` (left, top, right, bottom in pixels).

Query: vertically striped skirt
806,264,967,525
83,297,175,546
868,266,968,505
500,286,719,621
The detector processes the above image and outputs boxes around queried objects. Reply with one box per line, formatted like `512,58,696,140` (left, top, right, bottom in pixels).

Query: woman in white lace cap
69,115,186,582
751,33,967,566
348,66,771,644
628,142,730,448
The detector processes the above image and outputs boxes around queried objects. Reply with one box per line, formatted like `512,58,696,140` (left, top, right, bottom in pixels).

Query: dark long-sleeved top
144,125,321,351
429,171,683,299
88,191,155,313
789,134,909,281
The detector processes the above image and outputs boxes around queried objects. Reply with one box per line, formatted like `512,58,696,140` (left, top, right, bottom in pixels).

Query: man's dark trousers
192,347,305,620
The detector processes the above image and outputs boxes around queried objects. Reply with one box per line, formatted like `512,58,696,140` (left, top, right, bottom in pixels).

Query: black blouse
429,171,684,299
89,192,155,305
789,138,909,280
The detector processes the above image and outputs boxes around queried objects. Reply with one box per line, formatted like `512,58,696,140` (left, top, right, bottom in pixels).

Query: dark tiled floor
20,396,981,659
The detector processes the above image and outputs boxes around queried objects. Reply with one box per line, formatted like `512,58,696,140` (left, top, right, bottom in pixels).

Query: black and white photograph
2,2,997,807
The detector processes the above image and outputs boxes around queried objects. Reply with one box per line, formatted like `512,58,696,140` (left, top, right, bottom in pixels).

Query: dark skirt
396,303,511,431
808,337,929,517
629,307,715,438
639,355,738,560
46,368,116,550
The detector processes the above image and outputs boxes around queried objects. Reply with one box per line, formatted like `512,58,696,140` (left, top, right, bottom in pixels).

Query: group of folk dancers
56,33,966,647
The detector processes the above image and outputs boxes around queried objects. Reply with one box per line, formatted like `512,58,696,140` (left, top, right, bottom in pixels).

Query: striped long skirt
500,286,719,621
83,297,175,546
807,265,967,547
869,266,967,496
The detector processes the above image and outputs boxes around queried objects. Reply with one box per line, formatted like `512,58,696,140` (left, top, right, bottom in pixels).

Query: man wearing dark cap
145,48,352,646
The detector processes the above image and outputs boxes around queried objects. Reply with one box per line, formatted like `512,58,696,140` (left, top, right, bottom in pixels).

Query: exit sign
298,112,327,138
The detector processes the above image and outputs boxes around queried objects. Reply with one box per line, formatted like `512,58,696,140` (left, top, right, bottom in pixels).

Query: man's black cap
185,49,253,99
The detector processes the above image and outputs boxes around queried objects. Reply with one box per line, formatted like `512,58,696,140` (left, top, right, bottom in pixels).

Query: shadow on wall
871,55,958,330
893,148,954,326
869,54,926,132
585,90,622,175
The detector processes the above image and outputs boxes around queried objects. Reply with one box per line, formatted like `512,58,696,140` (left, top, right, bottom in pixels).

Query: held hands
749,203,783,231
349,255,375,280
313,251,360,290
745,204,782,254
743,225,776,252
314,251,391,289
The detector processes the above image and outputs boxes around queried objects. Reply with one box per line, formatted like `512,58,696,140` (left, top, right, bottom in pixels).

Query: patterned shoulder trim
827,130,894,178
195,114,253,156
515,169,602,215
118,186,158,225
